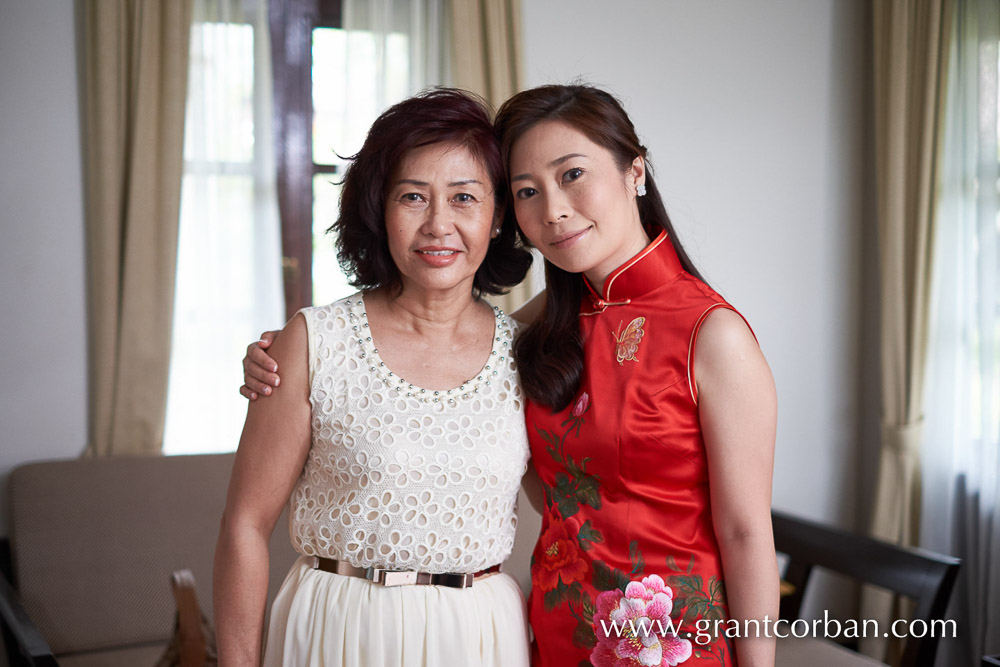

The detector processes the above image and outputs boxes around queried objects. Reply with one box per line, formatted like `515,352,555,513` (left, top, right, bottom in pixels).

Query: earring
636,184,647,197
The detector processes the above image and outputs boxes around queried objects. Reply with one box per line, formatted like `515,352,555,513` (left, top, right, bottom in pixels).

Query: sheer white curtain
164,0,284,454
921,1,1000,664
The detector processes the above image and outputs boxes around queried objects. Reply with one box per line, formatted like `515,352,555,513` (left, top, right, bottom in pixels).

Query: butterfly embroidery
612,317,646,365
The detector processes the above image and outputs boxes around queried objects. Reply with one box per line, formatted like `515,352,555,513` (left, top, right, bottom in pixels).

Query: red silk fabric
526,231,741,667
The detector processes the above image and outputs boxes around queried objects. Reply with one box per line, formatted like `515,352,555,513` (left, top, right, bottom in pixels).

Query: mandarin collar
581,230,683,314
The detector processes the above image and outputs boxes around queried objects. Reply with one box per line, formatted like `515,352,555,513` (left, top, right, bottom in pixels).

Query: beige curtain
862,0,954,661
82,0,193,456
449,0,540,313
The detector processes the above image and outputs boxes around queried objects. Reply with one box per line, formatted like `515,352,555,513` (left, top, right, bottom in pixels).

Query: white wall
0,0,88,535
520,0,873,524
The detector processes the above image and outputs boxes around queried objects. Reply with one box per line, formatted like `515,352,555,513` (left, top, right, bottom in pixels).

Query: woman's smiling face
384,141,497,295
508,120,649,290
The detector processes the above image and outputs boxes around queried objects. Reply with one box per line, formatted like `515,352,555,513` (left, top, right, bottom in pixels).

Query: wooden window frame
269,0,343,320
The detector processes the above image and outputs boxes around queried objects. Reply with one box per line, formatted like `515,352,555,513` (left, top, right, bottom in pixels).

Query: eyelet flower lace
287,293,529,574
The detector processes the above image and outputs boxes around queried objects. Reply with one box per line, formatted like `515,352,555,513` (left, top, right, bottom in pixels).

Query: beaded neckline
343,294,513,406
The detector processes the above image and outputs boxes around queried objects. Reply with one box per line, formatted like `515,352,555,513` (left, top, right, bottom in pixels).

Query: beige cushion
776,636,889,667
8,453,298,656
57,643,165,667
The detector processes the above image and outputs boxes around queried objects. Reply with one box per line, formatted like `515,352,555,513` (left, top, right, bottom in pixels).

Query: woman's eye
516,187,538,200
402,193,424,202
454,193,475,203
564,168,584,182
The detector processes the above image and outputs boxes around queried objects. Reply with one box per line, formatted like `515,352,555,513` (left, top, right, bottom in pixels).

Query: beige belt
313,557,501,589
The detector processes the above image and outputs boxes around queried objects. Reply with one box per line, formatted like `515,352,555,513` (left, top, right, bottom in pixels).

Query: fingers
242,345,281,397
258,330,279,347
249,344,279,374
240,331,282,401
243,356,280,392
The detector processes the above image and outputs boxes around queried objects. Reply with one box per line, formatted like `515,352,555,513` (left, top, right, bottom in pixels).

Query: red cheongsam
527,230,749,667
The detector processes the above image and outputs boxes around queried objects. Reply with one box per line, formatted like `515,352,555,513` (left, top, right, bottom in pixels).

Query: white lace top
288,293,529,573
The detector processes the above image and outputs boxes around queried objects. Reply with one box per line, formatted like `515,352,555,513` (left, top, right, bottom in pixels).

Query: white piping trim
687,303,730,405
602,231,668,299
686,303,758,404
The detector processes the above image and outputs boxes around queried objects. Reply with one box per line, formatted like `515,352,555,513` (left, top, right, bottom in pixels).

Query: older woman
214,89,533,667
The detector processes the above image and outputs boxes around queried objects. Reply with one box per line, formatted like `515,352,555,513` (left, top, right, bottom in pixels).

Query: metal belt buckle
434,573,475,589
368,568,418,586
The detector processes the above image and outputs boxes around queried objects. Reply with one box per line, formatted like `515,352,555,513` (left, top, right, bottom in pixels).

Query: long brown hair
495,84,706,410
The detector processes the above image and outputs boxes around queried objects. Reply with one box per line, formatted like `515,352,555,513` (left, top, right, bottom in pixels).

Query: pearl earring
636,184,647,197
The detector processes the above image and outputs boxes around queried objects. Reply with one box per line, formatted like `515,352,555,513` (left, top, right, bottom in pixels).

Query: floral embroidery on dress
664,556,732,665
534,392,602,519
532,390,730,666
612,317,646,365
537,509,589,592
591,574,693,667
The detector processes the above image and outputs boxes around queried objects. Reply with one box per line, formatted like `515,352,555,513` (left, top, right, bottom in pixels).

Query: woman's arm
695,308,779,667
512,290,545,511
214,314,312,667
519,462,544,514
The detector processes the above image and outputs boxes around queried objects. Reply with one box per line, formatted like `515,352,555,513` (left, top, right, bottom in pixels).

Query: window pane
312,28,349,166
312,27,410,164
313,173,355,304
185,22,255,163
165,174,258,455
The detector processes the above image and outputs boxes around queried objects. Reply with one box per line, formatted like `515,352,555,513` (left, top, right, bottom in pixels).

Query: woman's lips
550,227,590,250
415,247,460,267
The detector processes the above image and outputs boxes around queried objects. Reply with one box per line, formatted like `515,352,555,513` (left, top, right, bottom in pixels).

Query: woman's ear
629,156,646,192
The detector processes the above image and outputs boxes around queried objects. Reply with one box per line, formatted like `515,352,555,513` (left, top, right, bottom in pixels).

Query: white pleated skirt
262,556,531,667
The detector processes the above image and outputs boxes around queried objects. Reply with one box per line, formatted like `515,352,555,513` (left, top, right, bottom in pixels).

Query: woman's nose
422,198,456,237
544,189,572,224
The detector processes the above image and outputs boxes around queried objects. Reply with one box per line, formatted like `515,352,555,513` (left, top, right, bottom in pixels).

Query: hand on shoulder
244,314,309,414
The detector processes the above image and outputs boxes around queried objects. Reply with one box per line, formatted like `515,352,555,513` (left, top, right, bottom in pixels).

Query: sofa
0,453,298,666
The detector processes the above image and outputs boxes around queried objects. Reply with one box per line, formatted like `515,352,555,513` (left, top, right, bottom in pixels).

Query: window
165,0,445,454
271,0,446,317
165,0,283,455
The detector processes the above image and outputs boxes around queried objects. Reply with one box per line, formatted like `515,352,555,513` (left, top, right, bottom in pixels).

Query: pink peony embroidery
591,574,693,667
572,392,590,417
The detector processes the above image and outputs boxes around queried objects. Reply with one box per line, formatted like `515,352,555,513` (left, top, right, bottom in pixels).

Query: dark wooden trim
313,164,341,176
772,510,960,667
0,540,57,667
315,0,342,28
269,0,343,320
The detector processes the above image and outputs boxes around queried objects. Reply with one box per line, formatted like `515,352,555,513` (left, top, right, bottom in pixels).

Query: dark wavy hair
331,88,532,296
494,84,707,410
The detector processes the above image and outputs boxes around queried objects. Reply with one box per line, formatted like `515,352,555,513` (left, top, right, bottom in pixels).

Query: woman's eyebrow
393,179,483,187
511,153,588,182
551,152,587,166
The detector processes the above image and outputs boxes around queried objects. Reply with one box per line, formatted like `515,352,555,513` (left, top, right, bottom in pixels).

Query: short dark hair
330,88,532,296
